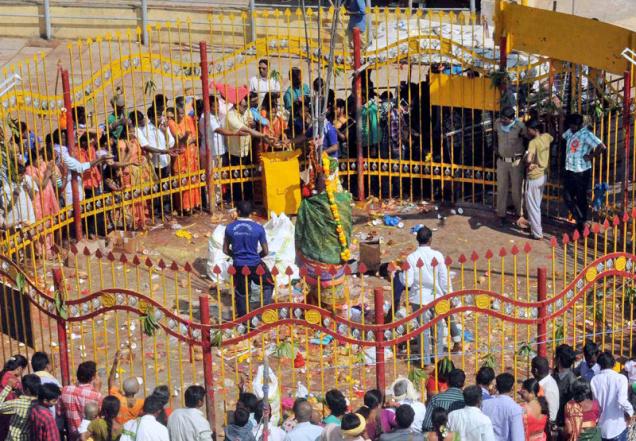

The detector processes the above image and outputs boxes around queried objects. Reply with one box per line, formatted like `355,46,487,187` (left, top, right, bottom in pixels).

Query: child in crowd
78,402,99,435
225,407,257,441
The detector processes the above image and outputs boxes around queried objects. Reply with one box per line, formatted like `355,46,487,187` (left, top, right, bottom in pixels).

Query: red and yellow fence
1,211,636,430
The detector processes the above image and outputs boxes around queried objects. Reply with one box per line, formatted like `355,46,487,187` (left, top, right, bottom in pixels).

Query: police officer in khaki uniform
495,107,527,225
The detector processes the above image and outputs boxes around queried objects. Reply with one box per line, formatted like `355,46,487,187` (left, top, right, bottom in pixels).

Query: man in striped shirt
421,369,466,432
60,361,104,440
0,374,41,441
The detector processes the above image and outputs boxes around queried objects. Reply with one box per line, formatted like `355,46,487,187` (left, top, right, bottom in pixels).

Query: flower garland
322,152,350,262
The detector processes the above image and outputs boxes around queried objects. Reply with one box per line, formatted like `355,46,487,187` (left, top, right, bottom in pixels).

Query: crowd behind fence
0,4,635,435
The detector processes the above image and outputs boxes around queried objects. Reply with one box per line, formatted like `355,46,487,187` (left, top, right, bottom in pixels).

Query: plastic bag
253,364,281,426
262,212,299,285
206,225,230,283
206,213,299,286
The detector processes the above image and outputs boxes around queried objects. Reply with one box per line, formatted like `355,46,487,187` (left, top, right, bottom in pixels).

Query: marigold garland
322,152,350,262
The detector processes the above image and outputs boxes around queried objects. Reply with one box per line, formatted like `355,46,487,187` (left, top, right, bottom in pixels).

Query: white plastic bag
252,364,281,426
206,213,299,286
206,225,230,283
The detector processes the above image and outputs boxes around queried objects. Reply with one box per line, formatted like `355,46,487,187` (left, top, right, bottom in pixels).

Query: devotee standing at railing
250,59,281,106
561,113,606,234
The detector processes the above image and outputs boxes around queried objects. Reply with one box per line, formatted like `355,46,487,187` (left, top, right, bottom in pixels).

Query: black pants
84,187,106,237
229,155,253,202
563,169,591,231
154,165,172,217
232,262,274,317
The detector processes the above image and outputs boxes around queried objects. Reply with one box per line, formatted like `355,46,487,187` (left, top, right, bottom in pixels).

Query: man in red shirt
60,361,104,440
29,383,62,441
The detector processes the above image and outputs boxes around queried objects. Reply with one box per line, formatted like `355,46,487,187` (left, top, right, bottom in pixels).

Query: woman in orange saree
167,106,201,214
117,130,156,230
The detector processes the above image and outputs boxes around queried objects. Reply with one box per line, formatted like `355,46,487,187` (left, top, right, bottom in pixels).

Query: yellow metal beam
496,2,635,74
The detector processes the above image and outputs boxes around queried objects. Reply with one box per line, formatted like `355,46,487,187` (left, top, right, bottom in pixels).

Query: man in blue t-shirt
223,200,274,317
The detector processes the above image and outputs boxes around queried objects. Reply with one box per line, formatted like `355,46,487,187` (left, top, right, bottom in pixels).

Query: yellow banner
429,73,500,111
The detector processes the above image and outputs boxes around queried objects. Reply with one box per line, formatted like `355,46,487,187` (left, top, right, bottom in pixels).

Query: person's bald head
84,402,99,420
123,378,140,397
293,399,313,423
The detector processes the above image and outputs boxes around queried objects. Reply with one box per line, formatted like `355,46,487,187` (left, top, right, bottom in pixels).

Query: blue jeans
602,429,628,441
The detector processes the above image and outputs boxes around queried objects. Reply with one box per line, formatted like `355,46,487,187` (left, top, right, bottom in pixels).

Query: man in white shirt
390,378,426,433
531,356,559,424
448,385,496,441
168,385,213,441
249,59,281,105
49,131,108,208
120,395,169,441
284,399,323,441
132,108,176,217
394,225,460,366
590,351,634,441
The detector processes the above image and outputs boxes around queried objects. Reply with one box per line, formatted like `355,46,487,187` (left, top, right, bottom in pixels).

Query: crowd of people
0,54,429,254
1,339,636,441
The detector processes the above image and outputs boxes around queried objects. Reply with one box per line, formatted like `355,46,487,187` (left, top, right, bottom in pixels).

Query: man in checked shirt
29,383,63,441
0,374,41,441
60,360,106,440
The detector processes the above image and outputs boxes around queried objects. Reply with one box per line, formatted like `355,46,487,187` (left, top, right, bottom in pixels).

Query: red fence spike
471,251,479,261
119,254,128,264
144,257,153,267
523,242,532,253
583,225,590,237
240,266,251,276
498,247,506,258
550,237,558,247
632,206,636,219
298,266,308,277
271,266,279,276
106,252,115,262
623,212,630,223
416,258,424,268
343,264,352,276
183,262,192,272
95,249,103,259
400,261,411,271
458,254,467,264
431,257,439,267
213,265,222,275
613,215,620,226
562,233,570,245
602,219,610,229
170,261,179,271
227,266,237,276
358,262,368,274
485,249,493,259
255,265,266,276
70,244,78,255
132,255,141,266
285,266,294,276
157,259,166,269
592,223,601,234
572,230,580,241
444,256,452,266
511,245,519,255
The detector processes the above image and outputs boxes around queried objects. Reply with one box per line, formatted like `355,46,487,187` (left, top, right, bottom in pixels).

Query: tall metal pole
43,0,52,40
200,41,214,213
141,0,149,45
199,295,216,432
623,70,632,211
249,0,257,43
469,0,476,15
61,68,82,241
353,27,364,201
537,267,547,358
